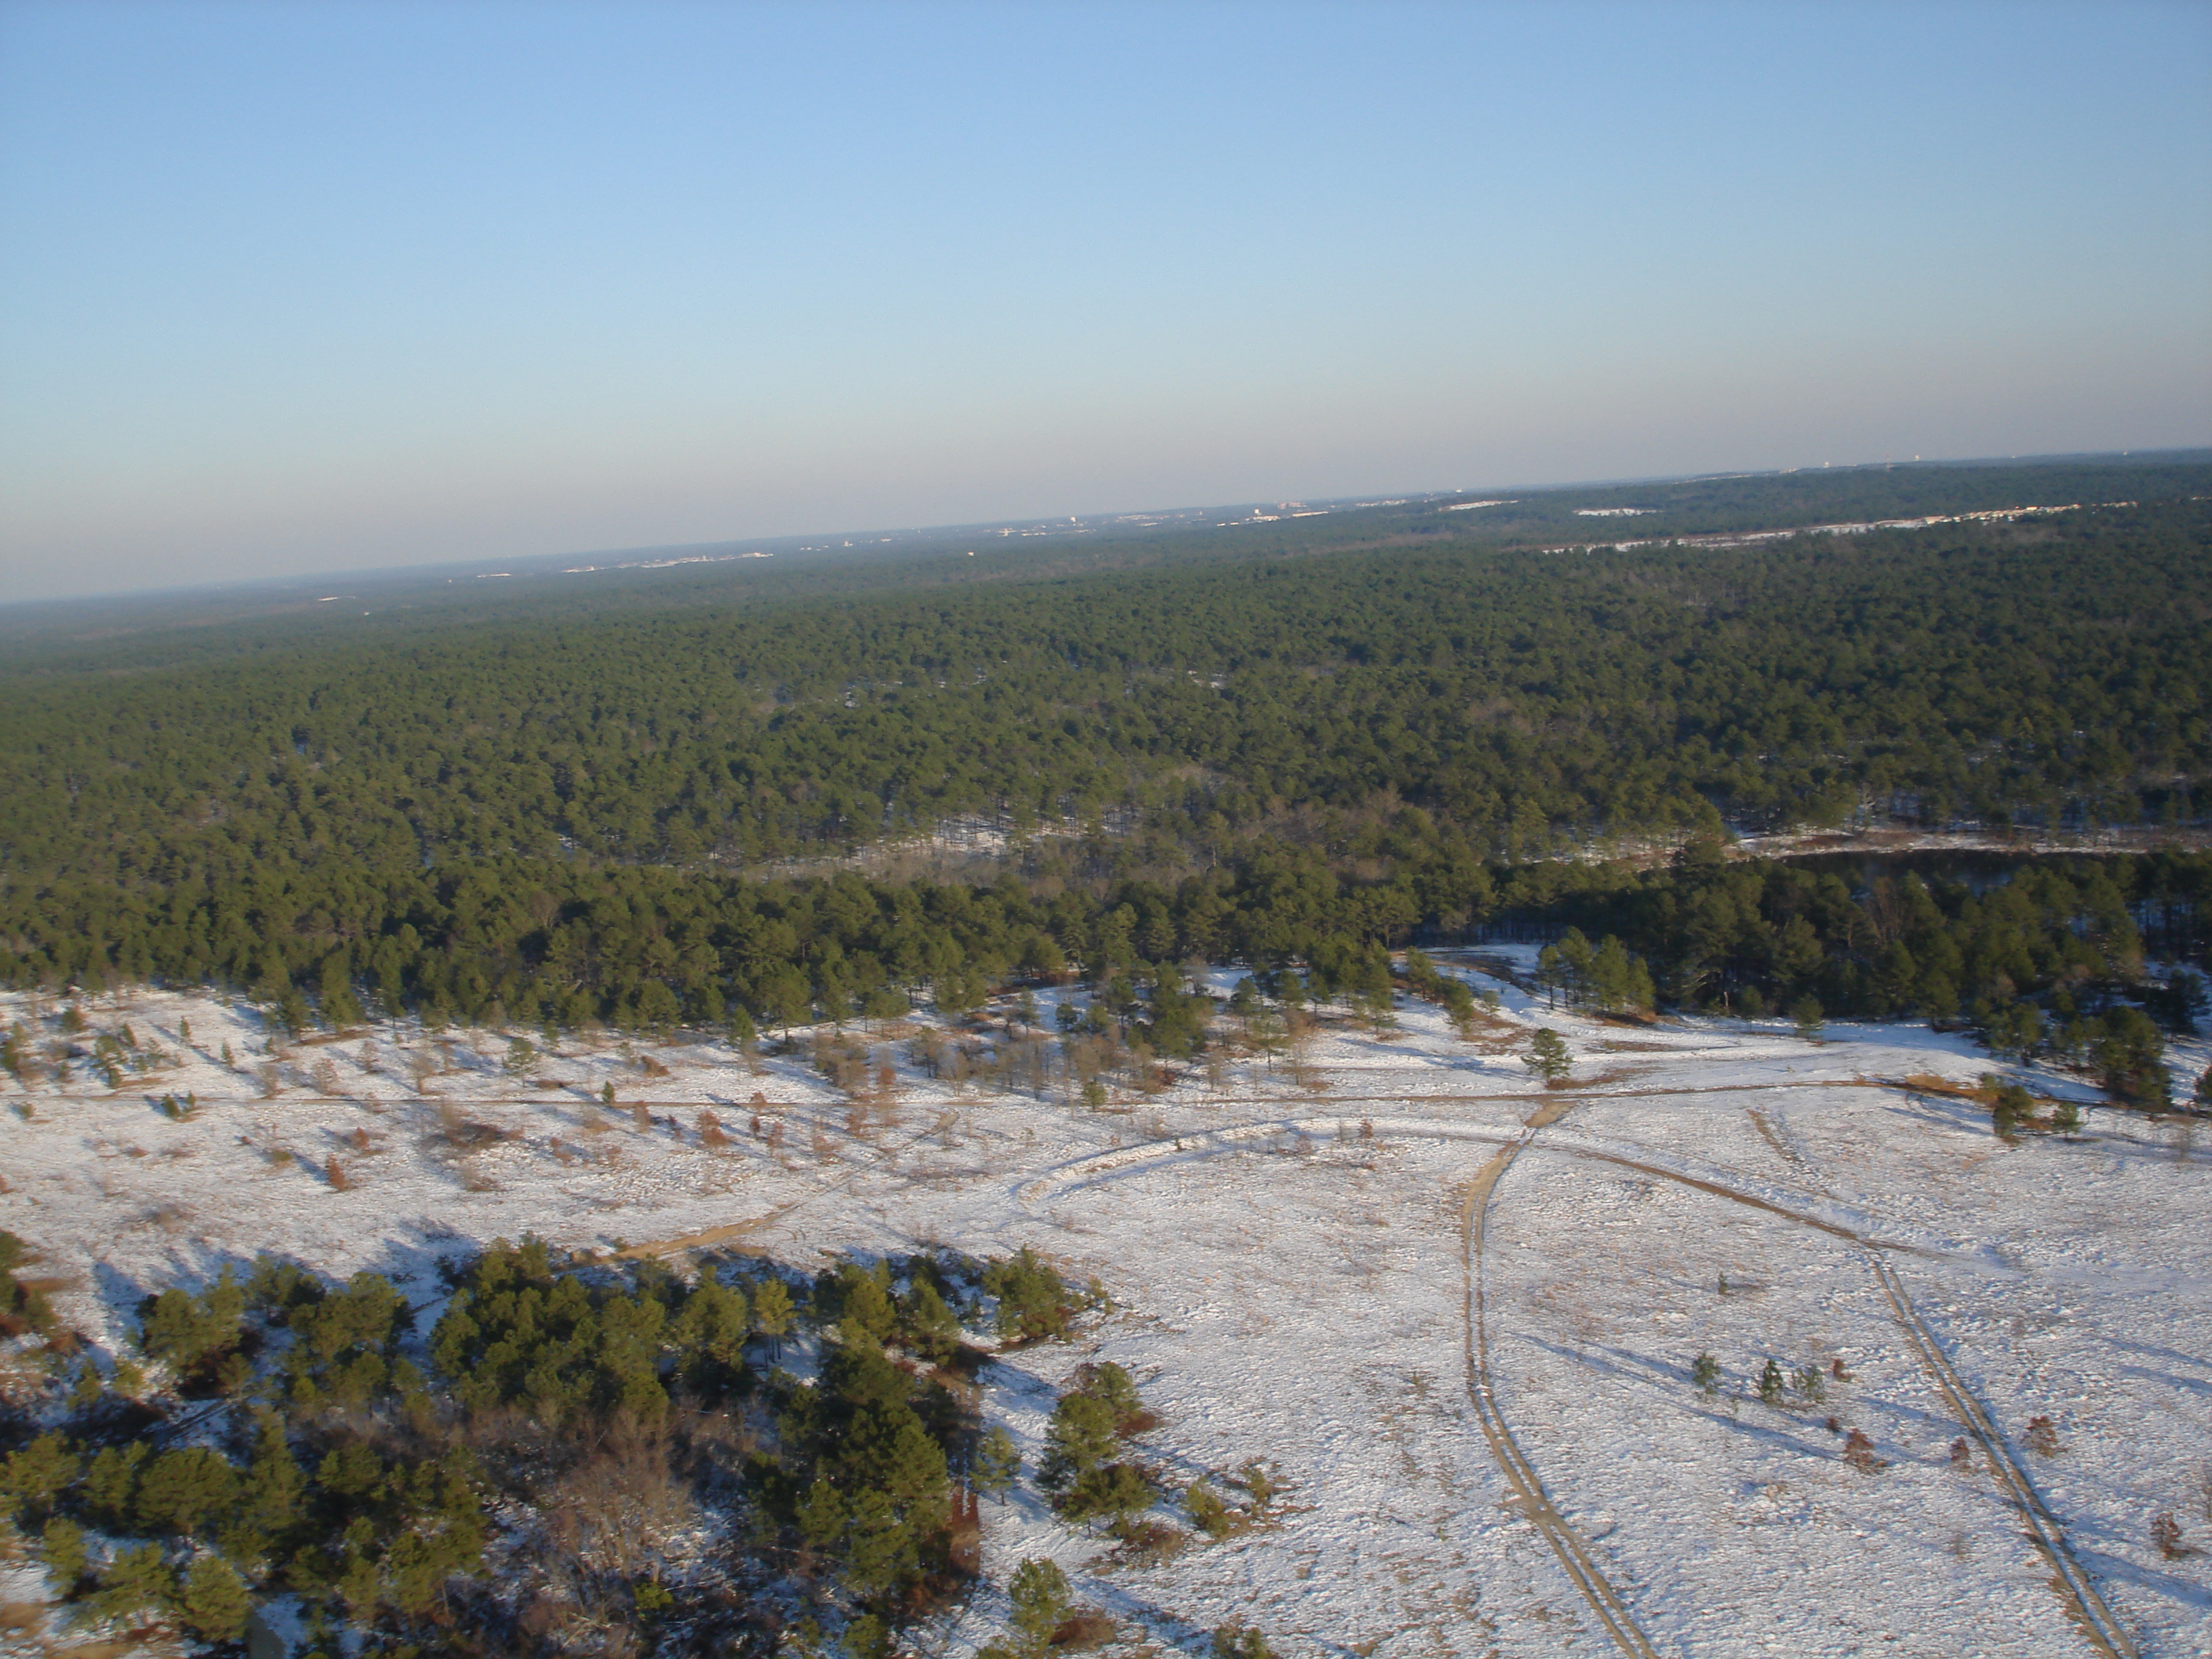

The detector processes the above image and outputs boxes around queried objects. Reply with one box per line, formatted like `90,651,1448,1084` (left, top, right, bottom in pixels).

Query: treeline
1508,846,2209,1104
0,1237,1106,1656
2,492,2207,889
3,829,2205,1088
9,455,2196,680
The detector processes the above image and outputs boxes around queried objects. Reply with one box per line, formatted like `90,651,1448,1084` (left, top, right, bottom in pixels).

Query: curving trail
1020,1088,2145,1658
1460,1104,1667,1659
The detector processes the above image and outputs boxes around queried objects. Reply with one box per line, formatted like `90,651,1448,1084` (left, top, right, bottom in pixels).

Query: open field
4,969,2209,1658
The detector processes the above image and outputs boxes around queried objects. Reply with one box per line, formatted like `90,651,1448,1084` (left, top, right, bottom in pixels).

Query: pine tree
899,1279,961,1366
1528,1028,1571,1086
85,1542,174,1626
1007,1557,1071,1655
1757,1357,1786,1407
0,1433,77,1525
179,1554,251,1643
973,1425,1021,1501
798,1478,846,1553
135,1446,240,1538
1038,1394,1118,1495
752,1277,796,1359
39,1517,87,1593
1185,1478,1235,1538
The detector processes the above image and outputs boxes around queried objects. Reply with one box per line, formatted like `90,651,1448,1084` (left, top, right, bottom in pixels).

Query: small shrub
1757,1358,1786,1407
1948,1437,1971,1470
2024,1416,2064,1458
1212,1624,1274,1659
1051,1611,1120,1650
2152,1512,2191,1559
1790,1364,1826,1405
1842,1429,1887,1473
1185,1478,1237,1539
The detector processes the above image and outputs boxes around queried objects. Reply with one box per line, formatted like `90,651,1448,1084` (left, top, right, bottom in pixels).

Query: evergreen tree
135,1446,239,1538
179,1555,251,1643
1528,1029,1571,1086
972,1425,1021,1501
1007,1557,1071,1655
752,1277,796,1358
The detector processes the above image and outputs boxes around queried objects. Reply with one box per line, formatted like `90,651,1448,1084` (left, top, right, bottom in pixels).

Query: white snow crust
3,975,2208,1658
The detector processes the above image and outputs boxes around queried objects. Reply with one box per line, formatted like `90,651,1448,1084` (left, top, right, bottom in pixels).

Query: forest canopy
0,458,2207,1050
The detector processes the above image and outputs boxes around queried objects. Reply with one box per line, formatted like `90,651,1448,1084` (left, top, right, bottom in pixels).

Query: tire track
1746,1107,2139,1659
1460,1105,1666,1659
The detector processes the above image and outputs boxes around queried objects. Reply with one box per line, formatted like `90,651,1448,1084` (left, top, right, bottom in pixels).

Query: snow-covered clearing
4,972,2209,1658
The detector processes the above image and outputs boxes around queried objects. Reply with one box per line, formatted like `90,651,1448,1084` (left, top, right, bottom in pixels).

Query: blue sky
2,0,2207,600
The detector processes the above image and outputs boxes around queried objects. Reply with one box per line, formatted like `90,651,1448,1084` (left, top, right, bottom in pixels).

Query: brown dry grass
1900,1072,1994,1103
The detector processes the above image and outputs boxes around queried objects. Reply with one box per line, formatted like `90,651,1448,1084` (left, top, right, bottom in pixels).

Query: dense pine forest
1,1227,1155,1658
1,457,2208,1085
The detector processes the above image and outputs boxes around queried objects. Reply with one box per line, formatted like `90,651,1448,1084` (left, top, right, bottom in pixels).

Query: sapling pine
1691,1353,1721,1395
1007,1557,1071,1656
1185,1478,1235,1538
1528,1029,1571,1086
1757,1358,1786,1407
973,1425,1021,1501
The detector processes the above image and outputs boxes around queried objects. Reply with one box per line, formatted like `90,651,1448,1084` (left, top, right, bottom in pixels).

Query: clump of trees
1038,1362,1158,1531
0,1235,1110,1656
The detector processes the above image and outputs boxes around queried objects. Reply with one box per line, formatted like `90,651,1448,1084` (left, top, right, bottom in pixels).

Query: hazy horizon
4,0,2208,605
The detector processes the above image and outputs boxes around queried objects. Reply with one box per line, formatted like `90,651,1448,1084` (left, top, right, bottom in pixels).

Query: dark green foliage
2091,1007,2171,1107
134,1446,239,1537
1213,1624,1275,1659
1185,1478,1236,1539
899,1278,962,1366
1,477,2207,1040
82,1441,150,1529
1537,930,1655,1015
85,1540,174,1626
178,1554,251,1643
1528,1029,1571,1085
136,1269,247,1388
0,1433,77,1525
1758,1358,1786,1408
983,1247,1073,1345
1038,1367,1155,1528
972,1425,1021,1500
281,1271,413,1410
1007,1557,1071,1656
14,1239,1005,1654
0,1229,58,1336
430,1237,672,1427
39,1517,88,1593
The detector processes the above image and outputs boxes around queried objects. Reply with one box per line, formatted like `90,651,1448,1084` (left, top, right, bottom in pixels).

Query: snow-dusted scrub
2,977,2209,1658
